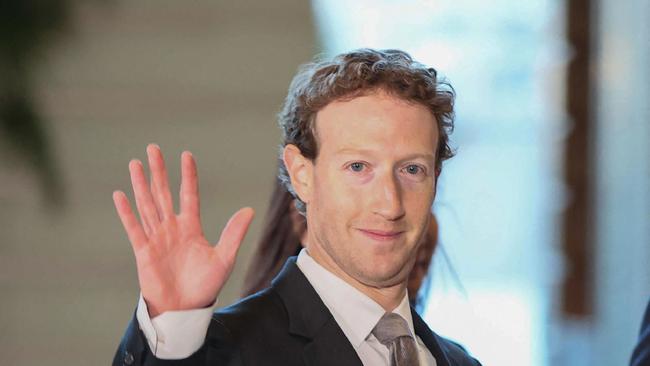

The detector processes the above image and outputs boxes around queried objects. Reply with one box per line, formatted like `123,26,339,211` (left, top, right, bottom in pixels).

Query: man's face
295,90,439,289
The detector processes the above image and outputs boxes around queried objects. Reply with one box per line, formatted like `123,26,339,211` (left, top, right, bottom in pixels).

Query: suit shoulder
208,287,288,341
437,336,482,366
631,299,650,366
204,288,307,365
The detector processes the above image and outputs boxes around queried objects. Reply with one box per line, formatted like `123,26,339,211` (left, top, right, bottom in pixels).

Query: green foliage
0,0,73,207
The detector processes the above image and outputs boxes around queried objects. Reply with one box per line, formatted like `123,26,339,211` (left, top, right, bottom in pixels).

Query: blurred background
0,0,647,365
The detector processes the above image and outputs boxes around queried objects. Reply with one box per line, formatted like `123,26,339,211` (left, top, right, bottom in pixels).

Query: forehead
313,91,439,157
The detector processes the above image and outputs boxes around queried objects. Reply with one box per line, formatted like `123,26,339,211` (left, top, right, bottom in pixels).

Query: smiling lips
357,228,405,241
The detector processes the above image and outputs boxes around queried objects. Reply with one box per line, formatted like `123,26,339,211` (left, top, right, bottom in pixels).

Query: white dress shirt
137,249,436,365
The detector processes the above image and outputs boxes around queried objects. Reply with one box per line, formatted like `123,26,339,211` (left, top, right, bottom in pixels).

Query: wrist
143,297,217,318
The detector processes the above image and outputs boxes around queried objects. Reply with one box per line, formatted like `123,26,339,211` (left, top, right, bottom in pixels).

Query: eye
404,164,423,175
349,162,365,172
400,164,428,182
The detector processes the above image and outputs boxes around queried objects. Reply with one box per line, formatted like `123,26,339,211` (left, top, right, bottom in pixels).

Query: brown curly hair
278,48,455,213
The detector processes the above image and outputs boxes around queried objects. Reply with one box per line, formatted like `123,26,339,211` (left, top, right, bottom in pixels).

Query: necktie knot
372,313,419,366
372,313,413,345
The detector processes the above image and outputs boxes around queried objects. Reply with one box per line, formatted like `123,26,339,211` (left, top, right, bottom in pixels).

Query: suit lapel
271,257,363,366
411,307,452,366
302,316,364,366
271,258,459,366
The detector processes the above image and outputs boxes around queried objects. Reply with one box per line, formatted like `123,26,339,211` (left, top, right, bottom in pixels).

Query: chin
355,263,410,288
361,275,407,289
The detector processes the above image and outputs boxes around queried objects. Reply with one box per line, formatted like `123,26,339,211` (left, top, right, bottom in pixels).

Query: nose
372,171,405,221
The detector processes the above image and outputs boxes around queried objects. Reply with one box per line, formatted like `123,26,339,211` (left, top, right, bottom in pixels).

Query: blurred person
631,299,650,366
242,177,439,310
240,176,307,297
407,214,438,309
112,48,481,365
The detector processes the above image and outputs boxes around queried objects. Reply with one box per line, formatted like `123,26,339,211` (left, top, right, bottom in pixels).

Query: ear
433,175,439,201
433,166,441,201
283,144,314,205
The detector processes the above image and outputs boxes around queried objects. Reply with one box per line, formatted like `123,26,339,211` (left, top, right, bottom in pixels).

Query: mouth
356,228,405,242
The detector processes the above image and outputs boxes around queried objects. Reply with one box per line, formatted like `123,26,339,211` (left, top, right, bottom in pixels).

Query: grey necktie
372,312,420,366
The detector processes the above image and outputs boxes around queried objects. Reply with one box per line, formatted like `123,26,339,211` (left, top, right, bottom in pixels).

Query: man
112,49,481,366
631,299,650,366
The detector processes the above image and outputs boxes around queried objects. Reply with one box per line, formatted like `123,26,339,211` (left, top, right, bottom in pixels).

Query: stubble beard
310,223,416,291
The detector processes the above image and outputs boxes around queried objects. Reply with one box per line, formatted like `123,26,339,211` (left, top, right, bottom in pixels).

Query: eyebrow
335,148,435,164
335,148,376,156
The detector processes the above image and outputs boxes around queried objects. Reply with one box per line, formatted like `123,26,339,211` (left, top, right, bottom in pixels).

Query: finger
113,190,148,251
214,207,255,262
147,144,175,220
180,151,202,233
129,159,159,236
150,178,165,223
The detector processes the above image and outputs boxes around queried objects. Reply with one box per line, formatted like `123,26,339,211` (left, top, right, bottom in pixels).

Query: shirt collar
296,249,416,348
393,290,417,339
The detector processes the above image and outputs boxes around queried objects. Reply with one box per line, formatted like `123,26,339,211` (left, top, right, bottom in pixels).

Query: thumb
215,207,255,263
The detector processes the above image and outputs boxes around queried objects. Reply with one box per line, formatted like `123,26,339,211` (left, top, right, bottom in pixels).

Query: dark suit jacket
631,299,650,366
113,257,481,366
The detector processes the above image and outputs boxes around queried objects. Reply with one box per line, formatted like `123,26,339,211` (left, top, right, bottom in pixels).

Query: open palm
113,144,254,317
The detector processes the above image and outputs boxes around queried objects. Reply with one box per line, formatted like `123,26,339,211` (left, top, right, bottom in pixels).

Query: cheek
404,186,434,213
314,170,363,213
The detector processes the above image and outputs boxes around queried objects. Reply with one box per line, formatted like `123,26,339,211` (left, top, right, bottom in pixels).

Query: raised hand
113,144,254,318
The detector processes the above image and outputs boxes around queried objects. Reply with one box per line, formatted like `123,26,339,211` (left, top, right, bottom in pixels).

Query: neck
306,246,407,312
360,281,407,312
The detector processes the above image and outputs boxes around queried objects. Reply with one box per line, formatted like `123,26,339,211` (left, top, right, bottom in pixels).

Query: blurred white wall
311,1,567,365
0,1,316,364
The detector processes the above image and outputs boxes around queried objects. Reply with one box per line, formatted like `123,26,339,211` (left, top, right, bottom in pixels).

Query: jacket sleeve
112,313,242,366
631,300,650,366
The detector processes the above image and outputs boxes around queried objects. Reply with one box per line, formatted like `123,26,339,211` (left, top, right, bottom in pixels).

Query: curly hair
278,48,455,214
